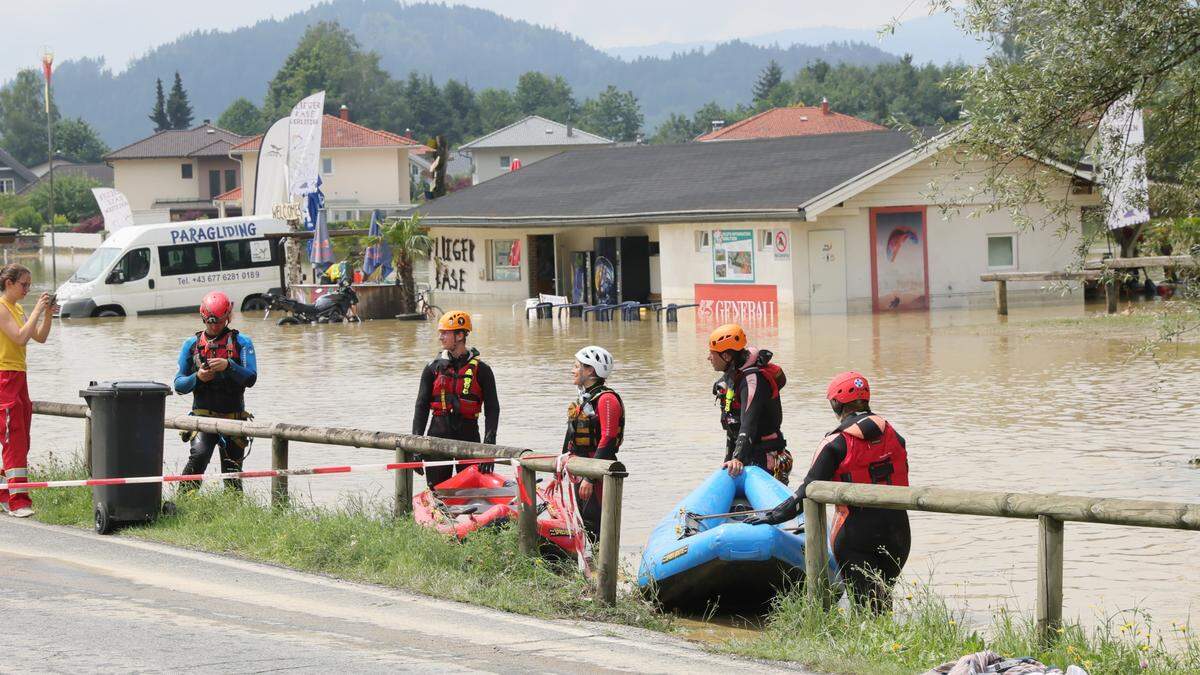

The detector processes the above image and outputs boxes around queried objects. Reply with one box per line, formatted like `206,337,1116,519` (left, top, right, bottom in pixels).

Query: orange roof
695,104,886,141
213,186,242,202
232,114,434,153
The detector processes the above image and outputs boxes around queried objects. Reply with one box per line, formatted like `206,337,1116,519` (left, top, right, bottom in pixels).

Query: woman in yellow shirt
0,264,54,517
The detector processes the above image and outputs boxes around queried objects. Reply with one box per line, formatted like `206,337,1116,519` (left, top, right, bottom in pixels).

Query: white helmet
575,345,614,379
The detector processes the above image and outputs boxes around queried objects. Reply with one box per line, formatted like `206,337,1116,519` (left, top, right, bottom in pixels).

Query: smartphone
47,293,57,306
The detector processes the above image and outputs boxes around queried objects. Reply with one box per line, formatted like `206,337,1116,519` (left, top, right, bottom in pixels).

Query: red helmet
200,291,233,323
827,371,870,404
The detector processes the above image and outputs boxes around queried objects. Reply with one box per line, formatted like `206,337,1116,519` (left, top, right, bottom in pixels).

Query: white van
55,215,289,318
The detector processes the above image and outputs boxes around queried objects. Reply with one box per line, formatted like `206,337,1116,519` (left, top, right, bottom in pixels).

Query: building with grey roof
0,148,37,196
458,115,613,185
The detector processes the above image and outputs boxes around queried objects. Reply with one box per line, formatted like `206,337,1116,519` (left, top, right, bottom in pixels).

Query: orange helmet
708,323,747,353
437,310,472,333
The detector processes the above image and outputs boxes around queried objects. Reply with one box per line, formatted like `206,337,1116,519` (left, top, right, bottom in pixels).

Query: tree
261,21,391,128
441,79,480,145
166,72,193,129
25,174,102,223
218,98,264,135
753,60,784,103
514,72,576,122
0,69,58,167
54,118,109,162
7,206,45,234
580,86,643,142
476,88,520,134
149,78,170,132
650,113,697,144
389,72,449,141
372,214,432,313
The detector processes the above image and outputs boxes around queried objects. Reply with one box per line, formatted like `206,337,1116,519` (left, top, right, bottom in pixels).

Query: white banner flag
1099,94,1150,230
287,91,325,198
253,116,290,216
90,188,134,232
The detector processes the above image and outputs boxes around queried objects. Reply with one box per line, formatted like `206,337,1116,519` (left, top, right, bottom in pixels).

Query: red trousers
0,371,32,510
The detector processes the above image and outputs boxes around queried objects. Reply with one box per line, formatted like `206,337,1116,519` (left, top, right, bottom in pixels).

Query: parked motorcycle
264,279,360,325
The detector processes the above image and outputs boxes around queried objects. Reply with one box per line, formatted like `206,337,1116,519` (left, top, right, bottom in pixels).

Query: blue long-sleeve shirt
174,331,257,412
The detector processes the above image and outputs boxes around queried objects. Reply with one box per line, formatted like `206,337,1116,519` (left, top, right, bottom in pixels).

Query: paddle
683,508,772,521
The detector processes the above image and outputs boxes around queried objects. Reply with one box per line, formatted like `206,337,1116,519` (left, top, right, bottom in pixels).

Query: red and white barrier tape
0,457,514,492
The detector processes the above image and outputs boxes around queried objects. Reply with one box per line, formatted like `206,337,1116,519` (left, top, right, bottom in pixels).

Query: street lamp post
42,48,57,287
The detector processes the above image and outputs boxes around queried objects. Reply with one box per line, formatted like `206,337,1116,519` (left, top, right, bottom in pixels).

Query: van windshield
71,247,122,283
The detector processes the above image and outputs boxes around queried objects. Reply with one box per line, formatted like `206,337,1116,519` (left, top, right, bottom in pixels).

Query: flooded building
417,127,1100,315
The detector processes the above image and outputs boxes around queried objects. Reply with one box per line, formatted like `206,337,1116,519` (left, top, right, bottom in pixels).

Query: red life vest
191,329,240,370
833,417,909,487
430,354,483,420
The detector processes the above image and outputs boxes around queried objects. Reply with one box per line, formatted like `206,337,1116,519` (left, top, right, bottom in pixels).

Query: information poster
712,229,754,282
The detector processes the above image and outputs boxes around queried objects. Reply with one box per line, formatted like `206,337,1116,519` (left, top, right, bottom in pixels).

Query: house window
500,155,511,169
224,169,237,192
987,234,1017,269
694,230,711,252
321,157,333,174
488,239,521,281
181,163,193,179
759,229,777,251
0,178,14,194
208,170,221,198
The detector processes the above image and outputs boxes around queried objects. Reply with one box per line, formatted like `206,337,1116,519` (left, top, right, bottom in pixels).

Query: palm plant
373,213,432,313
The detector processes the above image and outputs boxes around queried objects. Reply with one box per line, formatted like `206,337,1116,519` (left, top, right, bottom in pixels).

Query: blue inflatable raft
637,466,836,611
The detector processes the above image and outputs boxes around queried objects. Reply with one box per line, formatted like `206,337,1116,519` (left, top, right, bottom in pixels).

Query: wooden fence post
394,447,413,518
270,436,288,507
995,279,1009,316
1105,277,1118,314
83,412,93,475
597,473,625,605
804,498,832,609
1037,515,1064,644
518,464,538,556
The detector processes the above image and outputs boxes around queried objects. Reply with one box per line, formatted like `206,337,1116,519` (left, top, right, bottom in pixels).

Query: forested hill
46,0,897,146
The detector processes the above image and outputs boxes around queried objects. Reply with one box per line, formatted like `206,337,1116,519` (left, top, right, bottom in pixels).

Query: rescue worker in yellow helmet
413,311,500,486
707,323,792,482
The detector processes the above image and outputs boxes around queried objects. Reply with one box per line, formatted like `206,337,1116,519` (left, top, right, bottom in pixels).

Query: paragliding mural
870,207,929,311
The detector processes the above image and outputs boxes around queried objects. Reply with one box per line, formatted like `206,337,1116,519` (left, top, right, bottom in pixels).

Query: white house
416,127,1101,315
459,115,613,185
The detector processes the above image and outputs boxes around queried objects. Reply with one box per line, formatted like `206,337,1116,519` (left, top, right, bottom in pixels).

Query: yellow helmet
438,310,472,333
708,323,747,352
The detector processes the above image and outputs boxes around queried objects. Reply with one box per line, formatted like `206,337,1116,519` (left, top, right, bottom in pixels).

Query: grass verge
30,454,667,630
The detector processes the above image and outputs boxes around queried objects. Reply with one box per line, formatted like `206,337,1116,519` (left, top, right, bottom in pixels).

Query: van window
159,243,220,276
112,248,151,283
220,238,279,270
71,248,122,283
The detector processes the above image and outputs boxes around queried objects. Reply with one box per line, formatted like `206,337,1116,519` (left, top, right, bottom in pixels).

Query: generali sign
694,284,778,323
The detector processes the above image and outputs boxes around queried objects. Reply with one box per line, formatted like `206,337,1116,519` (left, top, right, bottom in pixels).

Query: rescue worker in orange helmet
746,371,911,614
413,311,500,486
173,291,258,491
563,345,624,539
707,323,792,482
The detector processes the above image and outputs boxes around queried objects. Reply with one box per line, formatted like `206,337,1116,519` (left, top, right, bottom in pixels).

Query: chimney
202,118,211,125
339,104,350,121
821,97,830,115
711,119,725,133
635,132,645,145
566,122,573,137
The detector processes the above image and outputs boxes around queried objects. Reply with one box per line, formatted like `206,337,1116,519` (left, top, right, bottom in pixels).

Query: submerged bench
980,271,1102,315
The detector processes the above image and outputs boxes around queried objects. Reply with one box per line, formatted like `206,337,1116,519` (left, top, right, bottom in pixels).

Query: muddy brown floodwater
20,254,1200,632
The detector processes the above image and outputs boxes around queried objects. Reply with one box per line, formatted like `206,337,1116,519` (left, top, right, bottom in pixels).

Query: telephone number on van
176,270,263,286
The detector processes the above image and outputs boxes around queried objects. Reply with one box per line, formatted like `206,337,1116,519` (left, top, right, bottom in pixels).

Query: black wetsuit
719,349,785,470
412,350,500,487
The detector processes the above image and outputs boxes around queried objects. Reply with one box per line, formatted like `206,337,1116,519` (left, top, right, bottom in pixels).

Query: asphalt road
0,517,810,673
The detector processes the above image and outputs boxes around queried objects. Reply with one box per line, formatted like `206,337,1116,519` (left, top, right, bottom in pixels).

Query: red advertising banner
694,284,778,324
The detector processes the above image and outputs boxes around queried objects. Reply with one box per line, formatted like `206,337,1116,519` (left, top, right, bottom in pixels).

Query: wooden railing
801,481,1200,642
31,400,629,604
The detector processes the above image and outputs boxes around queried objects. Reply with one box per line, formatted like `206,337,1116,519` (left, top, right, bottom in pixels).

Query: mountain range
44,0,935,147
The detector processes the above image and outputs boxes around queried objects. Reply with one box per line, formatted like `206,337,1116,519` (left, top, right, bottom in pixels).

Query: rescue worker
413,310,500,487
708,323,792,482
745,371,911,614
562,346,624,539
173,291,258,491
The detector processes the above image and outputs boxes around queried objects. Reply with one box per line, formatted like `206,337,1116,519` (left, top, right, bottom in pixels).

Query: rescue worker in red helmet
173,291,258,491
413,310,500,487
708,323,792,482
746,371,911,614
563,345,624,539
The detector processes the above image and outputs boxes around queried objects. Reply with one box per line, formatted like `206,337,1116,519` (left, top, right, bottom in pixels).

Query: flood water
19,253,1200,631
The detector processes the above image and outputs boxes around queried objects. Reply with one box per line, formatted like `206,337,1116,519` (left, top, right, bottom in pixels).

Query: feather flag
362,210,393,280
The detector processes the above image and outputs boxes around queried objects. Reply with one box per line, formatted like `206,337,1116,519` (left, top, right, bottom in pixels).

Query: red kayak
412,466,517,540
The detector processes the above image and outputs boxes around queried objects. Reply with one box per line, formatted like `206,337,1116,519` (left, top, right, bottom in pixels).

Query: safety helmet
575,345,614,379
827,371,870,404
437,310,472,333
200,291,233,324
708,323,747,353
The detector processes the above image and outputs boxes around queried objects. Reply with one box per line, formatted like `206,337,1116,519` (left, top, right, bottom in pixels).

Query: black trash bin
80,381,172,534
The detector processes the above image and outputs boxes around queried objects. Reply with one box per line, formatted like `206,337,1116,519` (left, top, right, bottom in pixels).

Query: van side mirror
106,269,126,284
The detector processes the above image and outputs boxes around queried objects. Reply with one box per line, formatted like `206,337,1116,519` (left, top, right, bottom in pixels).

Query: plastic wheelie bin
79,381,172,534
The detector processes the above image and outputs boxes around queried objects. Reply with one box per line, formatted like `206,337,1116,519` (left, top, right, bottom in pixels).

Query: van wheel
242,296,269,312
96,309,123,318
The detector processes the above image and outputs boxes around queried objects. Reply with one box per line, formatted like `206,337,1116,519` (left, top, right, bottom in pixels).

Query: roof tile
696,105,886,141
232,115,432,152
105,124,248,160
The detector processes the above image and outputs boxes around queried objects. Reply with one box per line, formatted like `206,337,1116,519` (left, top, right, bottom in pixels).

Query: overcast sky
0,0,925,82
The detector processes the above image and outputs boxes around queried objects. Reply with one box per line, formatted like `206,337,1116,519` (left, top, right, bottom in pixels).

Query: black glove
743,495,799,526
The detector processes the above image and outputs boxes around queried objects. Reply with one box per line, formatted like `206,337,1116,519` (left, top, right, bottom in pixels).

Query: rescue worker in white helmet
563,345,625,539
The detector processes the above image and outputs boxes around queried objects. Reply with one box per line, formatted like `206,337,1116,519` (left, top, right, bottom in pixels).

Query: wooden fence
30,400,629,604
